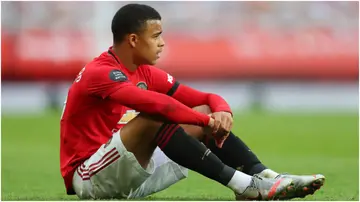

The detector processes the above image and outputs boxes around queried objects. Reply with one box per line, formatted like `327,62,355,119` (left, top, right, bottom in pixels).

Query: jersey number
75,67,86,83
61,67,85,119
60,96,68,120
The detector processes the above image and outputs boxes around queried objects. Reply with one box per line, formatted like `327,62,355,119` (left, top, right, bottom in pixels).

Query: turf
2,111,359,201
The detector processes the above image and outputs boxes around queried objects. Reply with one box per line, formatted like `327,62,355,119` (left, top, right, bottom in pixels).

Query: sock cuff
155,123,168,139
155,123,182,149
247,163,267,176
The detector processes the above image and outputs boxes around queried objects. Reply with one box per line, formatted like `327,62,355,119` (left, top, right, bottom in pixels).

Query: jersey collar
107,46,136,75
108,46,121,64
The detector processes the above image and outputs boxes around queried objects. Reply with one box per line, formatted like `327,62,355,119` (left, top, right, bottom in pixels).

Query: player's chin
148,58,159,65
143,54,160,65
141,59,156,66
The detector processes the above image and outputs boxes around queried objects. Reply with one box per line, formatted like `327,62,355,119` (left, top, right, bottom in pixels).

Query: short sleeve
147,66,180,96
87,65,132,99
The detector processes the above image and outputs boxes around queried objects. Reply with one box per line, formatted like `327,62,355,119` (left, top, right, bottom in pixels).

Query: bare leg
119,105,212,169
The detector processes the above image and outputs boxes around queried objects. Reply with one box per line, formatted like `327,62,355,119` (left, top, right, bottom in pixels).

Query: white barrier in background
1,81,358,115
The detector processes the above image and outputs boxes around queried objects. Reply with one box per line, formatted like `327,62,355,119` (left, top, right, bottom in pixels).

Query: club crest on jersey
109,69,128,82
136,82,148,90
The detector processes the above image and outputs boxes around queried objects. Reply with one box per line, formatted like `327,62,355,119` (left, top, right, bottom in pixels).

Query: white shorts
72,130,188,199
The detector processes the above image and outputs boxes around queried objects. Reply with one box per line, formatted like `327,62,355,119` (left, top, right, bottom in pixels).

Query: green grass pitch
2,111,359,200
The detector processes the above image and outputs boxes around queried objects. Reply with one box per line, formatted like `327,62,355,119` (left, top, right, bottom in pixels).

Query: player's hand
211,111,233,148
207,116,223,137
207,116,221,133
212,111,233,133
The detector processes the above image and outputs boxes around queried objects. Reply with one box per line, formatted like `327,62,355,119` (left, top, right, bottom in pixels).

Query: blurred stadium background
1,1,359,200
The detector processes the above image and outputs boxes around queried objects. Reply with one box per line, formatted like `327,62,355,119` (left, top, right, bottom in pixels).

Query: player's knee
178,105,212,141
123,107,211,142
192,105,212,115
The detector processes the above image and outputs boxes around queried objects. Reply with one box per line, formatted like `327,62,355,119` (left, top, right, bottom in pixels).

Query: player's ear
128,33,138,48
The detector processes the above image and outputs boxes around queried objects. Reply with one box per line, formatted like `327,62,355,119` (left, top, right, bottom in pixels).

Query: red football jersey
60,47,211,194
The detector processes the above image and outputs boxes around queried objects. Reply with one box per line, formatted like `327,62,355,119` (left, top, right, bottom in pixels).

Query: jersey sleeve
85,65,210,126
146,66,180,96
86,65,132,99
145,66,232,114
108,85,210,126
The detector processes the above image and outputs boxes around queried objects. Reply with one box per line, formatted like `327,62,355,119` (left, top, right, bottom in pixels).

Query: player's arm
87,66,211,127
148,66,232,115
172,84,232,115
148,66,232,147
110,86,211,126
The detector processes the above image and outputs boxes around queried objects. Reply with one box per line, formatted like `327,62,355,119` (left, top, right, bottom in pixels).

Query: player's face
130,20,165,65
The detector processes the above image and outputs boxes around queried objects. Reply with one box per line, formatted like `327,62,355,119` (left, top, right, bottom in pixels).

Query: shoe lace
253,174,264,180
